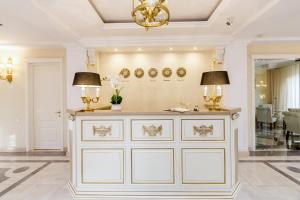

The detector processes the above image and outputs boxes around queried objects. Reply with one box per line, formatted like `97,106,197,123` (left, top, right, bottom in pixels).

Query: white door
33,62,63,150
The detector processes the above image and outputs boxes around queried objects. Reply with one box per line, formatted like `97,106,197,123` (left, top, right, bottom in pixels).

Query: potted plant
110,75,123,111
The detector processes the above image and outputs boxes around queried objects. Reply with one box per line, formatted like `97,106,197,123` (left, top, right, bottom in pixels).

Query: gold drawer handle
143,125,163,137
193,125,213,136
93,125,112,136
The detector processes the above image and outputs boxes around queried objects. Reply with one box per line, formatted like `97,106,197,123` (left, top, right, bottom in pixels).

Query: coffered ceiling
0,0,299,49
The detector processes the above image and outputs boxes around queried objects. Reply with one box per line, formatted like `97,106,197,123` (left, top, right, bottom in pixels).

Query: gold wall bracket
0,57,14,83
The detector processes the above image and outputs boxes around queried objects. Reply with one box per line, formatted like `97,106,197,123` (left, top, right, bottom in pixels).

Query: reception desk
67,109,241,199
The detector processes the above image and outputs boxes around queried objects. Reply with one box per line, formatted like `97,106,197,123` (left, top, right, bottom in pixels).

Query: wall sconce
0,57,14,83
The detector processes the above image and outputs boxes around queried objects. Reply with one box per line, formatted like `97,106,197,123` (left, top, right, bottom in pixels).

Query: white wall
0,48,66,151
66,45,87,110
96,51,214,111
223,41,249,151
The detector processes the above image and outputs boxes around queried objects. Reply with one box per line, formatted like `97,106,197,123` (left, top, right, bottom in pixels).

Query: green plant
111,93,122,104
110,75,123,104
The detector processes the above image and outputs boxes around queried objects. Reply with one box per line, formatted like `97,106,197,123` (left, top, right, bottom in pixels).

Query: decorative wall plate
162,67,172,78
176,67,187,78
148,68,158,78
119,68,130,78
134,68,144,78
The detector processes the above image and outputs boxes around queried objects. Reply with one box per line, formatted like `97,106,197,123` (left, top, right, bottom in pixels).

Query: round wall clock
134,68,144,78
119,68,130,78
148,68,158,78
176,67,187,78
162,67,172,78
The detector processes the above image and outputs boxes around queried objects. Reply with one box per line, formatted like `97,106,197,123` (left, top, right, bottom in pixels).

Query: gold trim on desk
81,119,125,142
131,148,175,184
81,148,125,184
181,119,225,141
130,119,174,141
181,148,226,184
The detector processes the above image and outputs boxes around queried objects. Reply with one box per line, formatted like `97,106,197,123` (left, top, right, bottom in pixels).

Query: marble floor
0,155,299,200
256,126,287,150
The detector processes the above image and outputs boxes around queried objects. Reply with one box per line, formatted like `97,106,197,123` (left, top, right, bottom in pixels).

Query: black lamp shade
200,71,230,85
72,72,101,87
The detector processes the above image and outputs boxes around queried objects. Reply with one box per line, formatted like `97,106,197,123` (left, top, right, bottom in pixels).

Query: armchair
283,111,300,149
256,106,277,130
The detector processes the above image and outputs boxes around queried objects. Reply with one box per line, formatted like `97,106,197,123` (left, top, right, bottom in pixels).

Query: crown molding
79,35,234,48
250,37,300,44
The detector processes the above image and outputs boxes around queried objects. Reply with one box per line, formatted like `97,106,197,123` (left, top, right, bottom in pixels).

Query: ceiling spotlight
226,17,234,26
137,47,142,51
114,48,119,52
193,47,198,51
169,47,173,51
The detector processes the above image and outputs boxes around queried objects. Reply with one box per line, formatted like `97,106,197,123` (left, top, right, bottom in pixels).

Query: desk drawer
181,119,224,141
82,120,124,141
131,119,174,141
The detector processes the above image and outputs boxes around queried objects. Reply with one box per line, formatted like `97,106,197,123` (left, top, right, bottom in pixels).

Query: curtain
271,62,300,111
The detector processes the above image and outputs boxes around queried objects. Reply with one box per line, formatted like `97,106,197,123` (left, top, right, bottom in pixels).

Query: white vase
111,104,122,111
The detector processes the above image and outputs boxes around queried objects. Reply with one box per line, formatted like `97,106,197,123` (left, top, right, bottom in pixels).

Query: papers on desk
167,107,191,113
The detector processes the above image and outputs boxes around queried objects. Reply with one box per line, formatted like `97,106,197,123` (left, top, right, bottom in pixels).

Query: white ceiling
0,0,299,49
90,0,222,23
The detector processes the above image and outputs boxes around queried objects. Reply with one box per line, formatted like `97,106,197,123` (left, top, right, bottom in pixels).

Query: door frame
25,58,65,151
250,54,300,151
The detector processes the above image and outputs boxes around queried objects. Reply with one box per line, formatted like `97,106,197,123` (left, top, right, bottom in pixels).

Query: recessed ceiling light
114,48,118,52
193,47,198,50
169,47,173,51
0,24,2,26
137,48,142,51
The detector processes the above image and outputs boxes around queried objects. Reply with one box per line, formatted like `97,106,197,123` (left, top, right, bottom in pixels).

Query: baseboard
0,147,27,152
238,151,250,157
68,181,241,200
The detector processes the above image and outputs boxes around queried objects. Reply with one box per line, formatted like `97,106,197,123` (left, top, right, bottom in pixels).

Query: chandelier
132,0,170,30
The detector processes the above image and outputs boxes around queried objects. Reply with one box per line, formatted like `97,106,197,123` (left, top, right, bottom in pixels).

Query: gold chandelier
132,0,170,30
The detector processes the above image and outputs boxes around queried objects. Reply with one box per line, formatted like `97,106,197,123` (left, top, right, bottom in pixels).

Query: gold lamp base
203,96,222,111
81,96,100,112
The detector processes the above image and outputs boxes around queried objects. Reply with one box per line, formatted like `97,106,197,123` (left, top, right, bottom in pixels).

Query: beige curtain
271,63,300,111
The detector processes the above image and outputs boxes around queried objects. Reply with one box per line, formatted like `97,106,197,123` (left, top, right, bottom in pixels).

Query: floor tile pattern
0,156,299,200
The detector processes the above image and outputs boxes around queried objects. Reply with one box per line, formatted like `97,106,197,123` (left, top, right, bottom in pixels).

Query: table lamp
72,72,101,112
200,71,230,110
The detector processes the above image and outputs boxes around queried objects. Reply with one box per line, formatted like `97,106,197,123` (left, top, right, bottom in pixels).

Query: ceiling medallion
132,0,170,31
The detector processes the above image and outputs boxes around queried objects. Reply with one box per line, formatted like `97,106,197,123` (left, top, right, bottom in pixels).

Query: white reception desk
67,109,241,199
